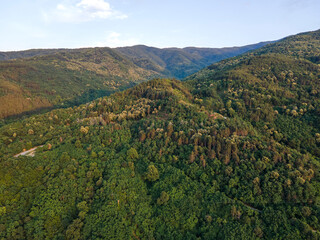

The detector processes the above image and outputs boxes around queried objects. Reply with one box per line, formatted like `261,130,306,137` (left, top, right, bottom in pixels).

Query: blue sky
1,0,320,51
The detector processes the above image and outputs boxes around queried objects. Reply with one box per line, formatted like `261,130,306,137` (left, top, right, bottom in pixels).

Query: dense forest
116,42,272,79
0,47,158,120
0,30,320,239
0,43,270,119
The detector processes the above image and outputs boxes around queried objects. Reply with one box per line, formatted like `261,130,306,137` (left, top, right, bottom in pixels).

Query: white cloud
95,32,139,47
46,0,127,23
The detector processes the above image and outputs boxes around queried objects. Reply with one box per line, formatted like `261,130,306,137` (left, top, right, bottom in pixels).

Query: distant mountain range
0,42,273,78
116,42,273,79
0,42,272,119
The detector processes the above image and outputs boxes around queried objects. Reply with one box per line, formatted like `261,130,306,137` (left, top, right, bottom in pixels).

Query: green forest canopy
0,29,320,239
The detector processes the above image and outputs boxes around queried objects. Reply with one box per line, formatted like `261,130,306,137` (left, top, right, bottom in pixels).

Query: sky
1,0,320,51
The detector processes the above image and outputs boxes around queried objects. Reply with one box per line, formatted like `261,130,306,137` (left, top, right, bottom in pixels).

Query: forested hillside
0,49,71,62
0,48,160,119
0,31,319,240
117,42,272,79
0,42,270,120
0,42,272,77
186,29,320,156
0,30,319,239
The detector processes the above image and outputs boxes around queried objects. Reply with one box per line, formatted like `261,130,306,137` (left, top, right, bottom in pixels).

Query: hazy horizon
0,39,279,52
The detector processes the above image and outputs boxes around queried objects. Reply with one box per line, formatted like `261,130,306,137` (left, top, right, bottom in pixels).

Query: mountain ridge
116,41,274,79
0,42,271,119
0,41,274,61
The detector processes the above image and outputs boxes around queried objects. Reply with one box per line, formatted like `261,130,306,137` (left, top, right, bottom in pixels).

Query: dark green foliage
1,30,320,239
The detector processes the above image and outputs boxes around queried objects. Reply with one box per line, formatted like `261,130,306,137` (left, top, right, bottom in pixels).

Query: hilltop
186,29,320,156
